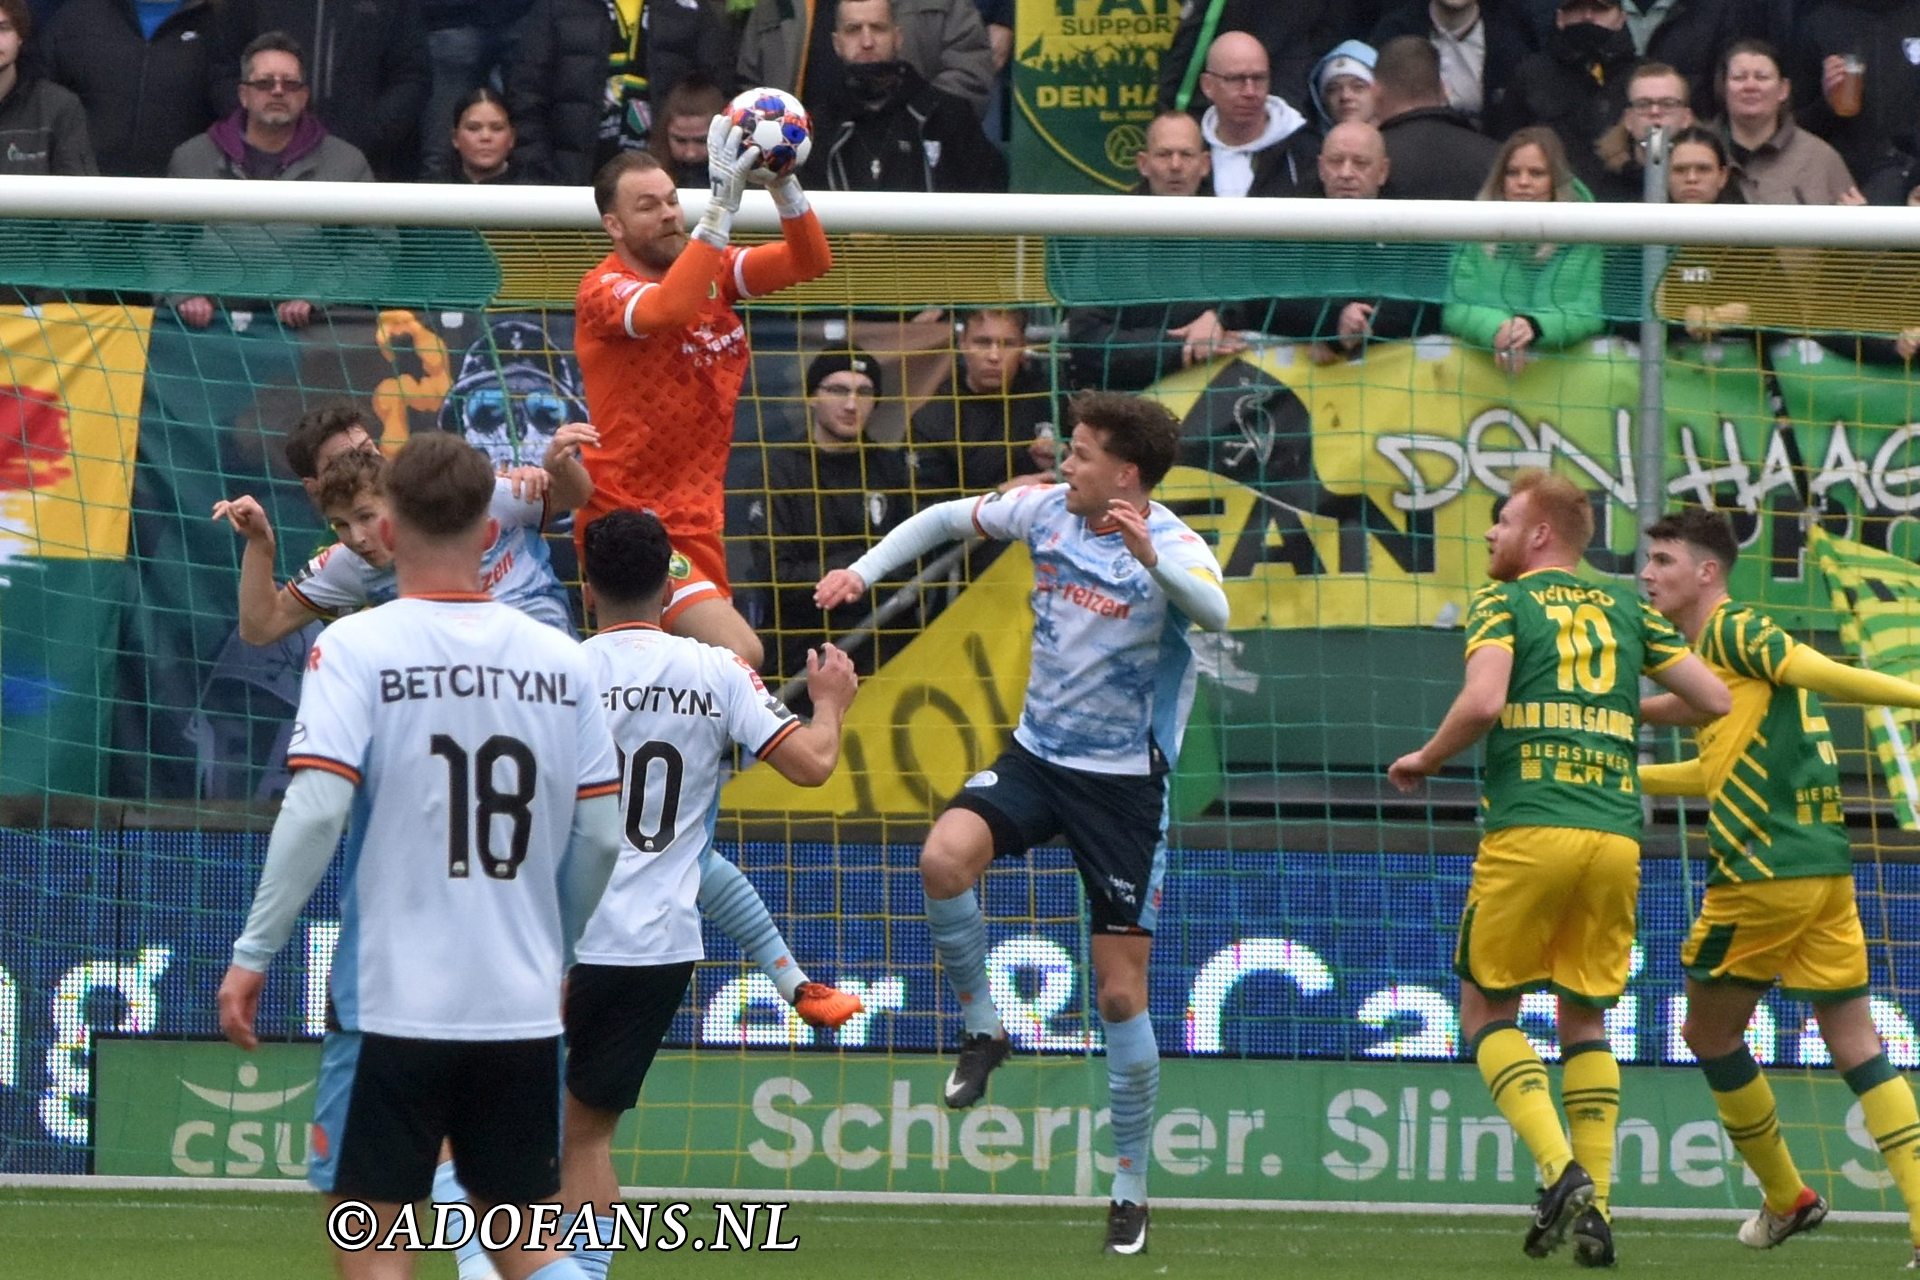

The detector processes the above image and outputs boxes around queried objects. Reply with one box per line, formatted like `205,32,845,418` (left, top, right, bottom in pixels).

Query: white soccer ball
723,87,813,181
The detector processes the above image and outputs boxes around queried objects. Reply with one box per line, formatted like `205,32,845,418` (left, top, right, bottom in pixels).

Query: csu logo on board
171,1062,316,1177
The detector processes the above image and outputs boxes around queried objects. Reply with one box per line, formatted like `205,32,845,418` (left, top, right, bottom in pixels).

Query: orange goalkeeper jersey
575,212,831,538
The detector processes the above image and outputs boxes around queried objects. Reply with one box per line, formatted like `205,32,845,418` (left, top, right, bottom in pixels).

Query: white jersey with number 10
574,623,801,967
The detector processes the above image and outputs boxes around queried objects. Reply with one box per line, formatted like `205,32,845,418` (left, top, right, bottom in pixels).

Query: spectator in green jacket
1444,125,1605,376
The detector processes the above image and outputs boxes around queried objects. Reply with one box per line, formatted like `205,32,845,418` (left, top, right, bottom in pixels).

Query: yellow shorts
1681,875,1868,1002
1455,825,1640,1008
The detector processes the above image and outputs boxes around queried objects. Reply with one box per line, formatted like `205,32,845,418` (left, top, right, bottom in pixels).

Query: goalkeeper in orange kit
573,118,855,1034
574,117,831,670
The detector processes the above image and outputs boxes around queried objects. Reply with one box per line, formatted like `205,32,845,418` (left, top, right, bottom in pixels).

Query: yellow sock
1702,1046,1804,1214
1473,1022,1571,1185
1562,1040,1620,1218
1849,1055,1920,1244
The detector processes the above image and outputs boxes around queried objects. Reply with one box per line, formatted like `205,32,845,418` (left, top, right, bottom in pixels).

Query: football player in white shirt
213,417,595,642
816,391,1230,1257
556,508,858,1276
218,432,621,1280
220,426,868,1033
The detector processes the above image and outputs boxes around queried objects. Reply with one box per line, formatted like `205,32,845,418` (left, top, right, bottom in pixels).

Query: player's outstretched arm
1781,645,1920,708
740,168,833,295
1650,652,1732,719
765,643,859,786
1639,758,1709,797
214,496,323,646
1388,644,1513,792
220,767,356,1048
813,496,979,609
540,421,598,511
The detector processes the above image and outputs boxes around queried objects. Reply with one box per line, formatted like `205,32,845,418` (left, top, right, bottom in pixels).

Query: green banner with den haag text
1011,2,1178,194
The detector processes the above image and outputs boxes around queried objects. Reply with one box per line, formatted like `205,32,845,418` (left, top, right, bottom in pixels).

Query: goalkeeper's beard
634,228,691,271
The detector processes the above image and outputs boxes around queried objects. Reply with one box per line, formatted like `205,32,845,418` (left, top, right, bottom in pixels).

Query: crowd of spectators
5,0,1913,205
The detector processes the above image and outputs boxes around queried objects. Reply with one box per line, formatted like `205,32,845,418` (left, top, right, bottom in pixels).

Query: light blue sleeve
230,769,354,971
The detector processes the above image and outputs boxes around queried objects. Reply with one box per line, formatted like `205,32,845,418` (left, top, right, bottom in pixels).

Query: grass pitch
0,1188,1911,1277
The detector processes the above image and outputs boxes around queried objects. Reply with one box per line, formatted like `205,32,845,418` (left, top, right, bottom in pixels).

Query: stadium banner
91,1037,1919,1215
20,836,1920,1174
1010,2,1177,194
110,317,1920,803
112,307,580,801
722,540,1032,817
0,304,148,559
1146,340,1920,635
1810,528,1920,828
0,304,151,796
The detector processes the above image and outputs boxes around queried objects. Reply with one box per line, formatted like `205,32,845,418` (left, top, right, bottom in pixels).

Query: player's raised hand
1386,751,1433,794
217,964,266,1051
212,495,275,546
1107,499,1157,568
767,165,812,218
814,568,868,610
544,421,600,464
705,116,761,215
805,643,859,712
503,463,551,501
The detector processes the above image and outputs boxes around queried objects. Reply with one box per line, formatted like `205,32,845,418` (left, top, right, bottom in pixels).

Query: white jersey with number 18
288,595,619,1040
573,623,801,967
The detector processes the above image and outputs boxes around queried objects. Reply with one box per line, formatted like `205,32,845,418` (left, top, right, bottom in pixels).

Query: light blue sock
560,1212,617,1280
431,1160,495,1279
698,854,809,1001
1104,1011,1158,1206
925,889,1003,1037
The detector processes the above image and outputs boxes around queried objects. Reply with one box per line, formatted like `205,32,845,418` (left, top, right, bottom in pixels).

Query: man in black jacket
1490,0,1638,192
41,0,218,177
1193,31,1317,198
909,308,1055,506
800,0,1004,192
754,347,914,696
1374,33,1498,200
207,0,429,180
0,0,94,176
1368,0,1532,131
508,0,732,186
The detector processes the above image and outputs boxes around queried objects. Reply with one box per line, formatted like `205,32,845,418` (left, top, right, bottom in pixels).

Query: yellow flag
0,304,149,559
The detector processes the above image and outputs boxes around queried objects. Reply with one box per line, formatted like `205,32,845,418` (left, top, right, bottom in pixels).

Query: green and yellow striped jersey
1688,601,1851,884
1465,568,1690,838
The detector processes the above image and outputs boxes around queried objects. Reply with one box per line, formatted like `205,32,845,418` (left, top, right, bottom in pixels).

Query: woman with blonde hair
1443,126,1606,375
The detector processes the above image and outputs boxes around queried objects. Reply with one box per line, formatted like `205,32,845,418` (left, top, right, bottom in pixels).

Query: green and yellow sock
1472,1021,1571,1185
1562,1040,1620,1219
1848,1054,1920,1244
1701,1045,1804,1214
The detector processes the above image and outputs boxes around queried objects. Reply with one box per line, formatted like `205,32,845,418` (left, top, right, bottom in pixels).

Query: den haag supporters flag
0,304,145,558
1810,527,1920,830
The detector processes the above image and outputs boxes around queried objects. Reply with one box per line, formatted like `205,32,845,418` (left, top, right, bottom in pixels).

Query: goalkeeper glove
766,172,811,220
695,116,761,249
